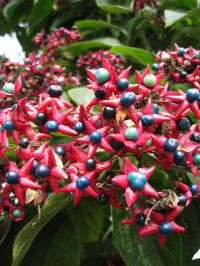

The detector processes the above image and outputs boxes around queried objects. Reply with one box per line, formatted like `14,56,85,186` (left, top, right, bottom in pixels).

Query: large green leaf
0,215,11,246
68,87,94,106
3,0,27,20
111,45,154,65
28,0,54,34
76,20,117,30
112,207,183,266
12,193,71,266
164,9,188,27
66,38,121,56
96,0,131,14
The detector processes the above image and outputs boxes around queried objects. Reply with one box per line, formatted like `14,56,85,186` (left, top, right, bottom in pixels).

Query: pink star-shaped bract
66,104,100,132
0,130,8,157
16,141,49,161
187,66,200,89
75,119,114,157
139,207,185,247
68,145,111,175
0,76,22,98
110,122,154,154
37,91,73,112
169,44,191,64
38,147,68,192
138,98,172,133
3,158,41,205
60,166,97,206
135,65,164,96
95,184,122,208
112,157,158,207
164,90,200,119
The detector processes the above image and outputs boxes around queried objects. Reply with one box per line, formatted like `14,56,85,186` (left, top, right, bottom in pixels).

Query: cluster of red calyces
0,49,200,247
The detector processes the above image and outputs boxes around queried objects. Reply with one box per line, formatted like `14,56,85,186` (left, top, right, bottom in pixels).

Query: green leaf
112,207,183,266
111,45,154,65
164,9,188,27
3,0,27,20
66,38,121,56
96,0,131,14
28,0,54,34
0,214,11,246
76,19,116,30
68,87,94,106
12,193,71,266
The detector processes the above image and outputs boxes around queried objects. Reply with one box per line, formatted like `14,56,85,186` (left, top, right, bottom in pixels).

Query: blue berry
186,88,200,102
32,160,39,172
48,85,63,97
35,164,50,177
45,120,58,131
135,213,146,225
73,121,85,133
152,104,159,114
34,112,47,126
189,183,197,195
152,63,159,71
94,89,106,99
89,131,102,144
103,107,116,120
190,132,200,143
5,171,19,184
177,118,190,132
97,194,109,205
177,47,185,56
128,171,147,190
3,120,14,131
141,115,154,126
85,158,96,170
159,221,173,235
117,78,129,90
173,150,185,165
164,138,179,153
120,92,136,107
19,137,30,148
179,71,187,79
55,146,66,157
178,194,187,206
76,176,90,189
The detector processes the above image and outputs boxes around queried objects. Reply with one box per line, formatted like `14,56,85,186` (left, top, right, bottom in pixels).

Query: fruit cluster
0,49,200,247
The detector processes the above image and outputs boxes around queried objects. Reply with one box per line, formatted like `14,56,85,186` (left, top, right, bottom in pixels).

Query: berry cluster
0,54,200,247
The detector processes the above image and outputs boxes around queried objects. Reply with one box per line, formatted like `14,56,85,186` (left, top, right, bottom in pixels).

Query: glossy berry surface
128,171,147,190
35,164,50,177
159,221,173,235
103,106,116,120
13,209,22,218
3,82,15,93
179,71,187,79
152,63,159,71
135,213,146,225
32,160,39,172
95,68,110,84
45,120,58,131
178,194,187,206
55,146,66,157
190,132,200,143
120,92,136,107
85,158,96,170
73,121,85,133
89,131,102,143
76,176,90,189
152,103,159,114
97,194,109,205
177,118,190,131
143,74,156,87
3,120,14,131
193,154,200,164
177,47,185,56
125,127,139,140
117,78,129,90
48,84,63,97
34,112,48,126
5,171,19,184
189,183,197,195
164,138,179,153
110,138,124,150
186,88,200,102
173,150,185,165
19,137,30,148
141,115,154,126
94,89,106,99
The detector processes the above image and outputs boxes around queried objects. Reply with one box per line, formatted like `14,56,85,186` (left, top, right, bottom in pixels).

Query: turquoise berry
194,52,200,59
95,68,110,84
117,78,129,91
125,127,139,140
141,115,154,126
159,221,172,235
13,209,22,218
143,74,157,87
152,103,159,114
193,154,200,164
164,138,179,153
76,176,90,189
189,183,197,195
186,88,200,102
36,65,43,70
177,47,185,56
152,63,159,71
128,171,147,190
45,120,58,131
3,120,14,131
3,82,15,94
89,131,102,144
57,76,65,83
120,92,136,107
